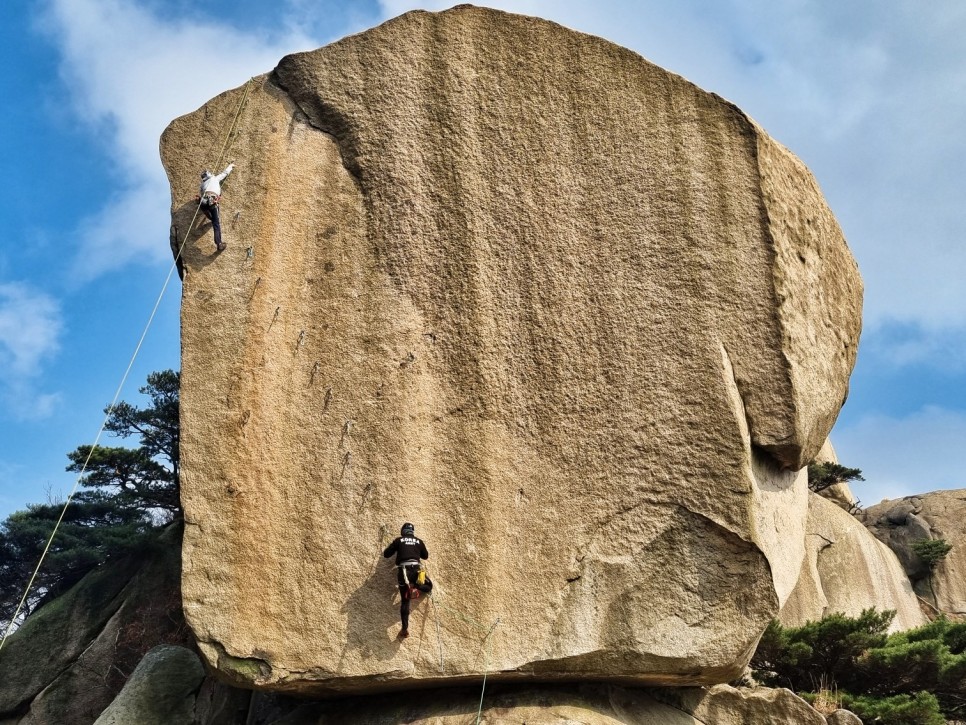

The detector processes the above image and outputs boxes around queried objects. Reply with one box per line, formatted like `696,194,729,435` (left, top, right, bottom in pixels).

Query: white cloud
0,282,63,419
41,0,322,280
832,406,966,506
0,283,62,375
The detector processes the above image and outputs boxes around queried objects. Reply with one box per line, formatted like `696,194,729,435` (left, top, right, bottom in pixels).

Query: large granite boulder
161,5,862,694
864,489,966,616
779,492,925,631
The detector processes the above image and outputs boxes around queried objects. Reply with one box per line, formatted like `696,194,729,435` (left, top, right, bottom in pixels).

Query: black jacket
383,535,429,565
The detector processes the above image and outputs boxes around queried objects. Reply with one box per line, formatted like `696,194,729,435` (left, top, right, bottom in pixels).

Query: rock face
826,710,863,725
680,684,829,725
864,489,966,616
161,6,862,694
779,492,925,631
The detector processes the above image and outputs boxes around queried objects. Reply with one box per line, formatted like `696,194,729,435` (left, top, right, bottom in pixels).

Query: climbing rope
0,77,254,654
476,618,500,725
431,596,445,674
172,76,253,265
421,576,501,725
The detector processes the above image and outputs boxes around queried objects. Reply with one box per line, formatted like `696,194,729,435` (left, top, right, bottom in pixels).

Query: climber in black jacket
383,522,433,638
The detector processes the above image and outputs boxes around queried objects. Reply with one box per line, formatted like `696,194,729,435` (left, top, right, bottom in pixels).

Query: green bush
807,461,864,493
752,611,966,721
912,538,952,570
841,692,944,725
752,609,892,692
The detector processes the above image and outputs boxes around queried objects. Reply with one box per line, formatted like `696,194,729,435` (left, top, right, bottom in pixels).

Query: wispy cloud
833,406,966,505
860,320,966,371
40,0,323,280
0,282,63,419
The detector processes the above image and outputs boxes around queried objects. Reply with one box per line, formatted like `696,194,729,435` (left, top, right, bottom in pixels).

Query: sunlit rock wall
161,5,862,695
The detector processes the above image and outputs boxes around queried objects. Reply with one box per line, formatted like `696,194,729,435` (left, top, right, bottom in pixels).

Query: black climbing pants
201,199,223,248
396,564,432,631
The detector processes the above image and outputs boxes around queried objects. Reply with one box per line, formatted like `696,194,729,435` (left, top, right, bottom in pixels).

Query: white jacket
200,164,234,198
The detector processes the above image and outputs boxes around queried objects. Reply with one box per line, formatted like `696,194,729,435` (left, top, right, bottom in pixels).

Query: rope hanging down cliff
0,77,254,654
392,561,499,725
426,576,501,725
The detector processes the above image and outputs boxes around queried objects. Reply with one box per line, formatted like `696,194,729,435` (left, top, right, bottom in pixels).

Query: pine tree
0,370,180,631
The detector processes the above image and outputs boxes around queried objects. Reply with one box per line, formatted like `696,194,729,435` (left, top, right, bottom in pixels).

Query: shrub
840,692,944,725
752,609,893,692
912,538,953,571
807,461,864,494
752,611,966,721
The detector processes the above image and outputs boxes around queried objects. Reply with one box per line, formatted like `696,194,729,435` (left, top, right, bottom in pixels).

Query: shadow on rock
338,561,406,667
170,200,224,275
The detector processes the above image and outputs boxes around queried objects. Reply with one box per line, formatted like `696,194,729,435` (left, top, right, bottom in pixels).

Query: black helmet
401,522,415,535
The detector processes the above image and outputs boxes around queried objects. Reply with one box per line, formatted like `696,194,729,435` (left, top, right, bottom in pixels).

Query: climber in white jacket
198,163,234,252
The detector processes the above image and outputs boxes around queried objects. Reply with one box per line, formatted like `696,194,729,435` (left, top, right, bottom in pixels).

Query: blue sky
1,0,964,519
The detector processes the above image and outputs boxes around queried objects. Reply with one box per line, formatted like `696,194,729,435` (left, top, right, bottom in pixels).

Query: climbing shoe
216,243,227,252
399,628,409,639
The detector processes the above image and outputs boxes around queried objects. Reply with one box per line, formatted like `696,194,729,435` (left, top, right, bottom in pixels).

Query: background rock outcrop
93,645,205,725
864,489,966,616
779,492,925,631
0,527,189,724
161,5,862,693
0,527,255,725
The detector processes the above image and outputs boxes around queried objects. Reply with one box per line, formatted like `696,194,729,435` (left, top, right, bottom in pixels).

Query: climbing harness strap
397,561,423,598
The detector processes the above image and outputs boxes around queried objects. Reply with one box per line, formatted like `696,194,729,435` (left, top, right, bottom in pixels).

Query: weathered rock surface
0,526,186,724
679,684,830,725
826,709,863,725
161,5,862,693
779,492,924,631
864,489,966,616
94,645,205,725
